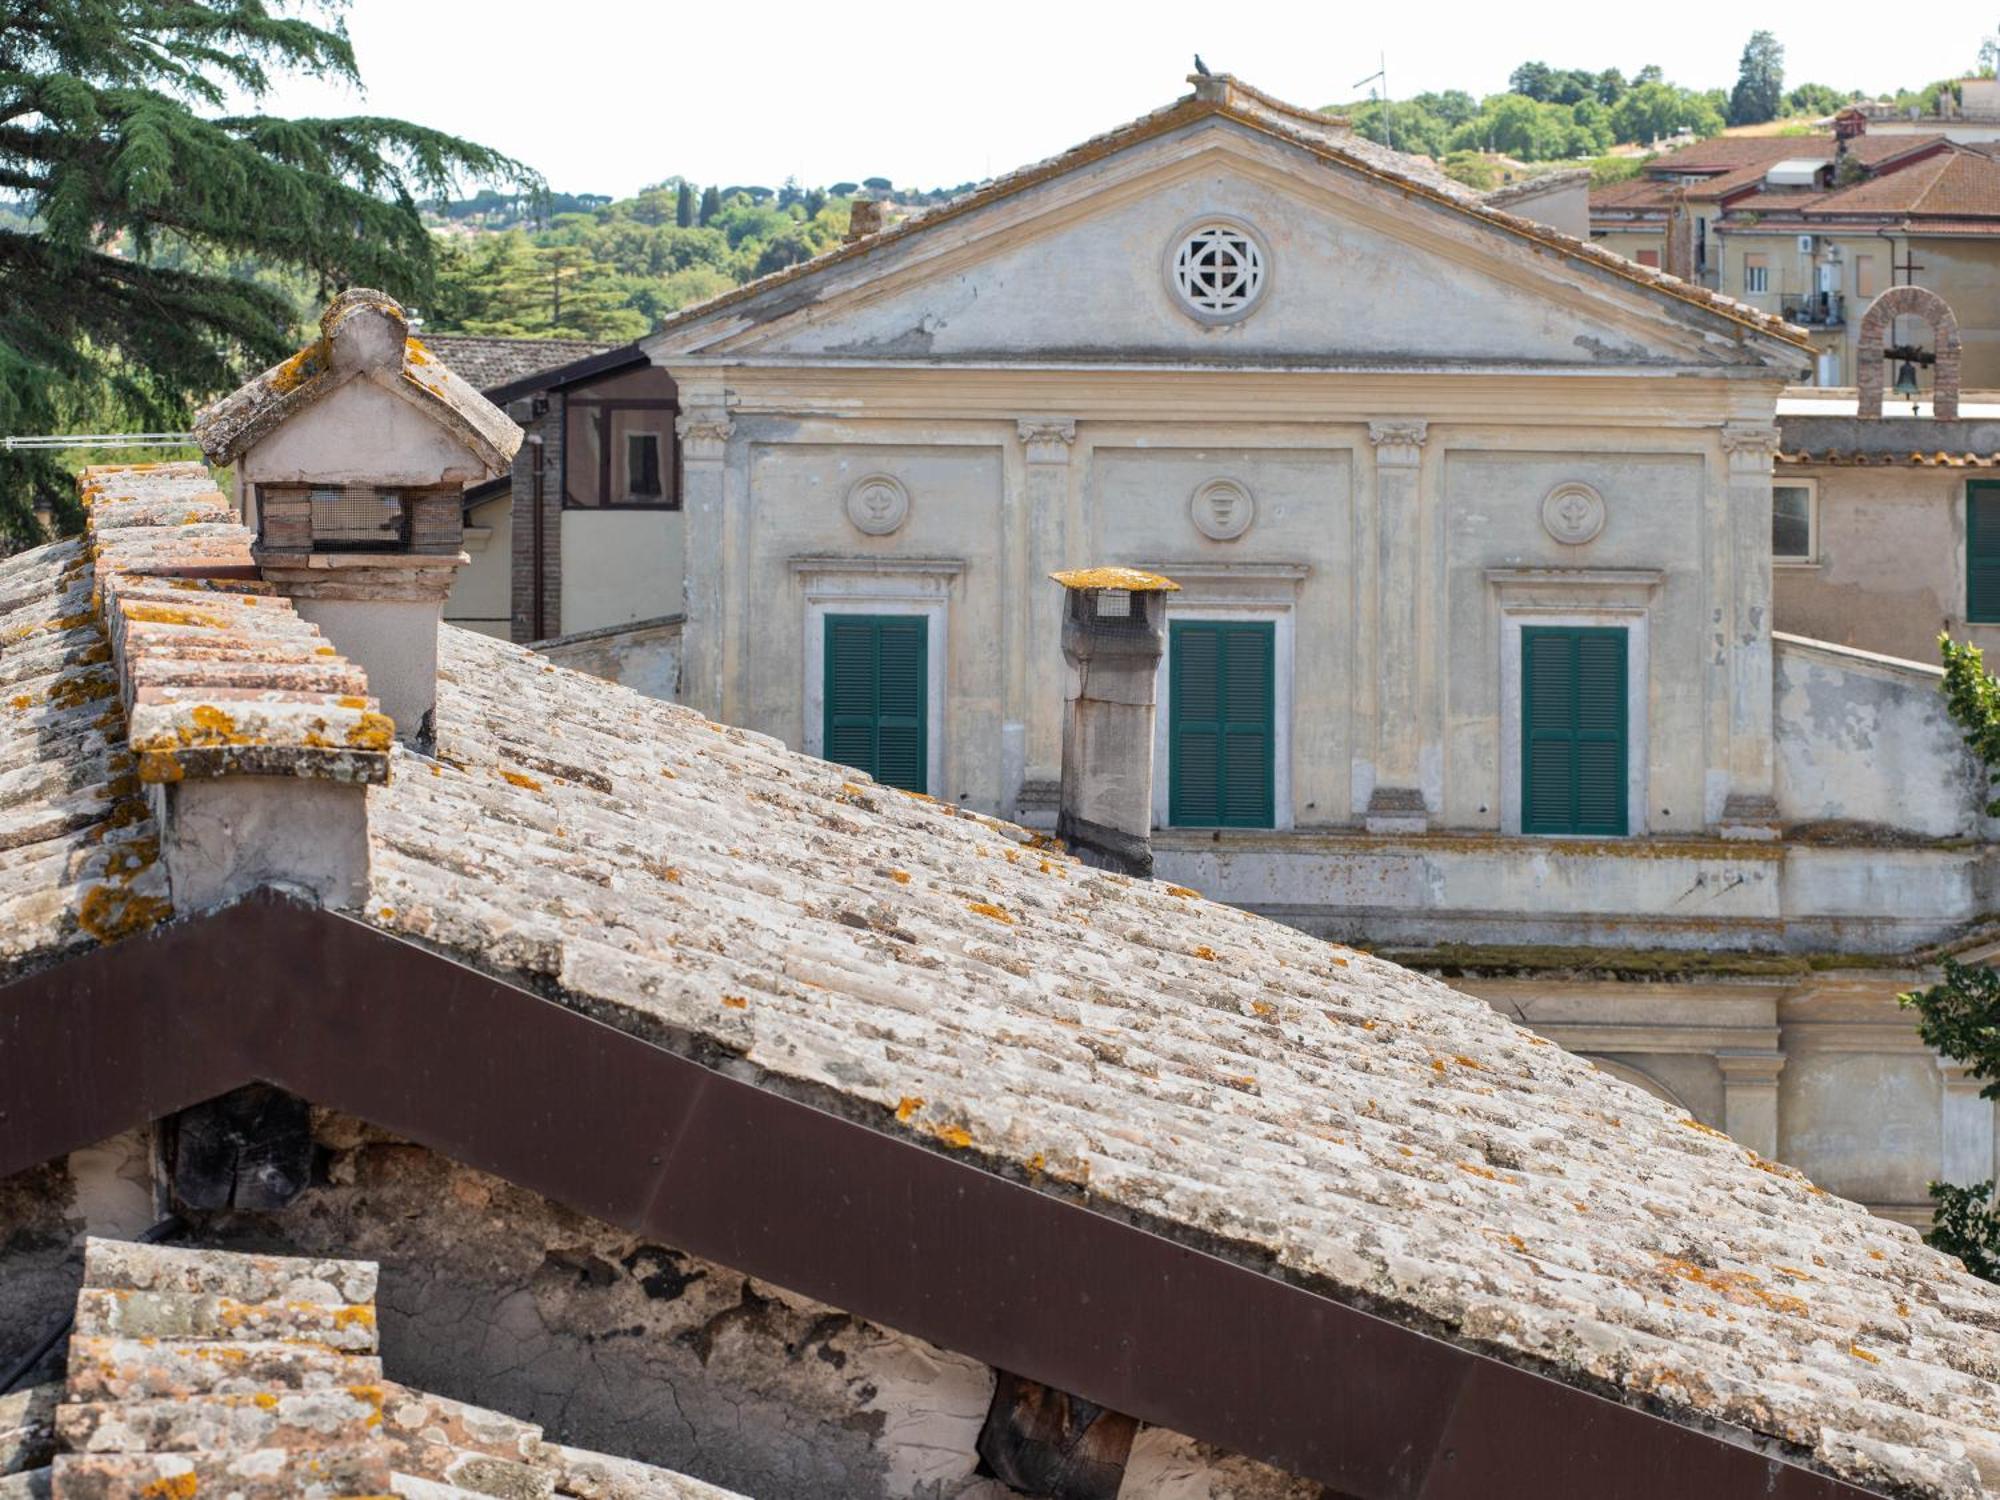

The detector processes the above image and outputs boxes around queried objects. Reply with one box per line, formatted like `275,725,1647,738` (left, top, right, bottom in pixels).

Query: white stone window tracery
1169,222,1267,323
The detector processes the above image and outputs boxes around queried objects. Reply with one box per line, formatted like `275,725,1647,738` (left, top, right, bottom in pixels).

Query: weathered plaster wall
535,617,682,702
445,491,514,639
1772,464,2000,664
559,510,686,636
1774,633,1990,838
0,1117,1313,1500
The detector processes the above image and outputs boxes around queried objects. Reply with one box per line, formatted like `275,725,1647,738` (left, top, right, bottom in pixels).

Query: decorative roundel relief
1191,478,1255,541
1166,218,1269,324
844,473,910,536
1541,482,1606,546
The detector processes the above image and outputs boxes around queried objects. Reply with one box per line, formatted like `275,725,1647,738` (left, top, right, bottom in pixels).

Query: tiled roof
194,292,521,475
1,1238,743,1498
9,462,2000,1495
83,465,392,788
648,76,1808,357
0,537,169,970
412,335,607,396
1813,148,2000,218
1591,136,1954,215
1780,449,2000,467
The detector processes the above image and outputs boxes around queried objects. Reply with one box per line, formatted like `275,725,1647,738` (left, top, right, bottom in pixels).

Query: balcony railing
1781,291,1845,328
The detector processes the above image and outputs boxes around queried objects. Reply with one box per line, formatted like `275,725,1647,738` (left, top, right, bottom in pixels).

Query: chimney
1834,107,1867,144
193,290,522,748
1050,568,1178,878
845,199,887,243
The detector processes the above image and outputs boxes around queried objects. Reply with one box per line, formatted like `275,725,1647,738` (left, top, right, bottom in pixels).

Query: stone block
63,1338,383,1403
52,1446,392,1499
71,1290,379,1353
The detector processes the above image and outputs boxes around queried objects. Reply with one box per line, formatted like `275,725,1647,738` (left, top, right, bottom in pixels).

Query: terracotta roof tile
20,1239,745,1500
80,465,393,788
413,335,608,395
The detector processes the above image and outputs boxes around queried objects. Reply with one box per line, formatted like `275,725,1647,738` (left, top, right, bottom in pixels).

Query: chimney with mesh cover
193,290,522,746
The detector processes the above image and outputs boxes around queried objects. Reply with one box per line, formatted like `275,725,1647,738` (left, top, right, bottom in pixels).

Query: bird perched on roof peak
1194,55,1212,77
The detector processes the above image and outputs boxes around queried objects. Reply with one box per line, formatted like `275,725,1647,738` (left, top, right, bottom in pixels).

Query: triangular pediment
648,115,1806,374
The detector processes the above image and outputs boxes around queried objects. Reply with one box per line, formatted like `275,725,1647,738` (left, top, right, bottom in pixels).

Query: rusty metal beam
0,893,1880,1500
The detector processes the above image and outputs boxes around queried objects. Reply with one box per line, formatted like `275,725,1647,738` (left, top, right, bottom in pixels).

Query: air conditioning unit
1797,234,1817,254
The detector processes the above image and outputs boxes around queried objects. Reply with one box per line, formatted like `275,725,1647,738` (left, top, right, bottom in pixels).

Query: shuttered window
1969,483,2000,623
822,615,927,793
1169,620,1275,828
1522,627,1628,836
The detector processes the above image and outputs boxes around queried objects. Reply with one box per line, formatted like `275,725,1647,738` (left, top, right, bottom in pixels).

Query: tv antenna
1353,54,1391,150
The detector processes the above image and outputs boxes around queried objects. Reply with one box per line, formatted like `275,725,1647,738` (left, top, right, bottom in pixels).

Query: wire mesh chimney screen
310,487,408,549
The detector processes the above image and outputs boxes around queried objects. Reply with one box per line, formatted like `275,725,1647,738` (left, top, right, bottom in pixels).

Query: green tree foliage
1611,81,1724,145
1785,82,1850,118
0,0,528,545
1900,634,2000,1283
1728,31,1786,125
424,183,856,342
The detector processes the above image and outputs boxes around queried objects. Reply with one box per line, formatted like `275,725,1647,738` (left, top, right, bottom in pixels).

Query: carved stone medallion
844,474,910,536
1191,478,1255,541
1541,482,1606,546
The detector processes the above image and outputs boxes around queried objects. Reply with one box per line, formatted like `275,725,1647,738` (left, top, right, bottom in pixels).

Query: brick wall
508,396,565,643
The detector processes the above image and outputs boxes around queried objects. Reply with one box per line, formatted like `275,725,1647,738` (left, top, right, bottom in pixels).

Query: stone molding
1541,482,1606,546
844,473,911,536
1190,477,1255,541
1017,418,1078,464
676,408,734,462
1367,419,1428,467
1719,423,1780,474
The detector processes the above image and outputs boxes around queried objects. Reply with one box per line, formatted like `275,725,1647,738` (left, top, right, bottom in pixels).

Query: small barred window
1171,223,1266,321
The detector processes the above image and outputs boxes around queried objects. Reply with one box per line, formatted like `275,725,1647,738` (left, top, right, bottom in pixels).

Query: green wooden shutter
1969,482,2000,623
1522,626,1627,836
822,614,927,793
1169,620,1274,827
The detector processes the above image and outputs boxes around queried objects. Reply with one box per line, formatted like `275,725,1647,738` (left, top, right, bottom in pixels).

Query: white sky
252,0,2000,199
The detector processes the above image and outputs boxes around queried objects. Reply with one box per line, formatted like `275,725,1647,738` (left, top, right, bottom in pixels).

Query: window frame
1744,256,1769,295
1520,624,1630,838
1967,480,2000,624
1164,618,1276,829
563,397,682,511
1772,478,1818,566
1150,604,1293,832
818,613,929,794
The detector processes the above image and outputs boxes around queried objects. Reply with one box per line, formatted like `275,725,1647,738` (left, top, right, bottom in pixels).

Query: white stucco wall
558,509,686,636
445,492,514,639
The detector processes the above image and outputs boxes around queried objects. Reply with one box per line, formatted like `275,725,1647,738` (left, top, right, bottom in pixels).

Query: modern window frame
1967,480,2000,624
1772,478,1818,567
1744,257,1769,295
563,396,682,511
1150,595,1296,832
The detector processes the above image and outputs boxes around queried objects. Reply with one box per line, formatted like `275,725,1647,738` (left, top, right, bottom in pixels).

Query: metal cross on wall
1892,244,1925,285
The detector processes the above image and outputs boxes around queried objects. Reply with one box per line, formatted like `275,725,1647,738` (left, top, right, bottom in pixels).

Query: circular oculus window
1168,221,1268,323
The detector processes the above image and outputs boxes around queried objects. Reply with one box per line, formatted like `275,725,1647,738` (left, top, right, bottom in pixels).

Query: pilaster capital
1367,419,1428,468
1715,1049,1787,1085
1936,1055,1991,1093
1018,418,1077,464
1719,423,1780,475
680,400,736,464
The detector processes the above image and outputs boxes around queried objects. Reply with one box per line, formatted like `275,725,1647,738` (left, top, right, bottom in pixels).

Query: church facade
637,76,1998,1224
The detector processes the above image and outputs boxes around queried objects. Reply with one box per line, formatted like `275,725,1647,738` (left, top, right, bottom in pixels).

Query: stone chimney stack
1051,568,1178,878
194,290,522,746
845,199,887,243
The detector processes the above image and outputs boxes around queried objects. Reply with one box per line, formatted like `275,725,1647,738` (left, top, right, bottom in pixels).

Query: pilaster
1938,1057,1997,1187
1716,1050,1785,1161
1020,418,1077,818
677,395,734,721
1366,419,1429,834
1718,423,1779,839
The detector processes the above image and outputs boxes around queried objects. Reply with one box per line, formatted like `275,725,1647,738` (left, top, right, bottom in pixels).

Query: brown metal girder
0,893,1880,1500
